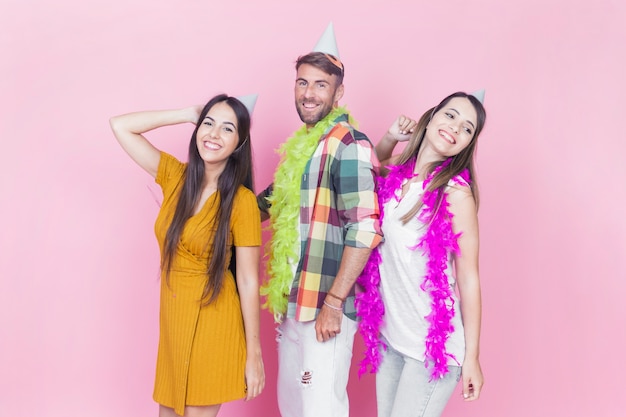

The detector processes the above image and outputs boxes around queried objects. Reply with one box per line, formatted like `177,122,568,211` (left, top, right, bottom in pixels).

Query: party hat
237,94,258,116
312,22,340,59
471,89,485,104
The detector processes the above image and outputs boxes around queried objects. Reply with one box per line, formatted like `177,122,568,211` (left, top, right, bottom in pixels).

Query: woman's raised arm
109,106,201,178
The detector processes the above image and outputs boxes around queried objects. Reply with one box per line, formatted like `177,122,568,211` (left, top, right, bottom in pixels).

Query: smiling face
195,101,240,168
294,63,344,128
424,96,478,158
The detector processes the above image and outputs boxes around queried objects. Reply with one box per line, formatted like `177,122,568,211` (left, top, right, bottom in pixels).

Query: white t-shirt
379,180,466,366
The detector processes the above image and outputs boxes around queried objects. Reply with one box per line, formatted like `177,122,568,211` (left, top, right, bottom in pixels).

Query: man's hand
315,301,343,342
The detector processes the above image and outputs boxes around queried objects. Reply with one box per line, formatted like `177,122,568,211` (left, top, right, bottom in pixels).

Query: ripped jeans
276,317,358,417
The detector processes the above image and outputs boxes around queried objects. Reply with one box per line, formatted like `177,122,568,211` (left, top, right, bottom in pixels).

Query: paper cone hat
312,22,340,59
236,94,258,116
471,89,485,104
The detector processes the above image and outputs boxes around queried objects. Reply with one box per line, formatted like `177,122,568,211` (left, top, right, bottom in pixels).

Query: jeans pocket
455,366,462,382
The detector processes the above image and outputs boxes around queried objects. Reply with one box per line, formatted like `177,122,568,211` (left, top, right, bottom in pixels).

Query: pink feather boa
356,157,469,379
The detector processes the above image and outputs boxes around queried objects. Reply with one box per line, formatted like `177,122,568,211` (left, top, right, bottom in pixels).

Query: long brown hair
395,92,486,223
161,94,254,304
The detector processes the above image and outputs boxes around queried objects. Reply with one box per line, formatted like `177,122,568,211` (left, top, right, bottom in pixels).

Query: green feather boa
261,106,354,322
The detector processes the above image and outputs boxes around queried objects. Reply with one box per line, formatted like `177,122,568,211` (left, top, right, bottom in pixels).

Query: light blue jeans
376,343,461,417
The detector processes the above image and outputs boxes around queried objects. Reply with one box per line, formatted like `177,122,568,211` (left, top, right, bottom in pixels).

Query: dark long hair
396,92,486,222
161,94,254,305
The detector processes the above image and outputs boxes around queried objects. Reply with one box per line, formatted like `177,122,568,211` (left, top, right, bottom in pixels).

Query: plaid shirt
285,114,382,321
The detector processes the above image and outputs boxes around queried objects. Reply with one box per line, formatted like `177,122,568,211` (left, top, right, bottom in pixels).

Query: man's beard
295,99,333,126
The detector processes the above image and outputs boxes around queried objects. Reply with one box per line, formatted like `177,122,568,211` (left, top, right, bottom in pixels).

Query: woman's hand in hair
184,105,204,124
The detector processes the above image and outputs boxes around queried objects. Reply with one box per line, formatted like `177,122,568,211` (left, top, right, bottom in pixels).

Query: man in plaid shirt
257,25,383,417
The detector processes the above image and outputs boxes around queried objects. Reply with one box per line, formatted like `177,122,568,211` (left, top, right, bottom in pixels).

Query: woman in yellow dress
110,94,265,417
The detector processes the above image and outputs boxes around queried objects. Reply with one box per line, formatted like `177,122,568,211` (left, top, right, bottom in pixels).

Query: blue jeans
376,343,461,417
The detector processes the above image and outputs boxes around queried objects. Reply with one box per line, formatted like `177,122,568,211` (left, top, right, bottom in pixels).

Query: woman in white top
357,91,486,417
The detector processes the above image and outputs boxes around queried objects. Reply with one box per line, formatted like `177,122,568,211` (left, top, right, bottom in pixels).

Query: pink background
1,0,625,416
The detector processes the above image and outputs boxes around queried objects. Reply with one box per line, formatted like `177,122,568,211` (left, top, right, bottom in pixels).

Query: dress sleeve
156,151,186,188
231,187,262,247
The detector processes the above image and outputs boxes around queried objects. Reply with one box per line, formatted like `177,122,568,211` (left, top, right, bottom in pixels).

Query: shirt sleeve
231,186,262,247
332,134,383,249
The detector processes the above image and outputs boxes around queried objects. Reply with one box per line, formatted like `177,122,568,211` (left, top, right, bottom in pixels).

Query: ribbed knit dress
152,152,261,415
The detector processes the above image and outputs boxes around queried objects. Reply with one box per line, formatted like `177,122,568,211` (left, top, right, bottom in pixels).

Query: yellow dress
152,152,261,415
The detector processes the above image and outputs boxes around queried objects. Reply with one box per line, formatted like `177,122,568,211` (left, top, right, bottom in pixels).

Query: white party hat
312,22,340,59
471,89,485,104
236,94,258,116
